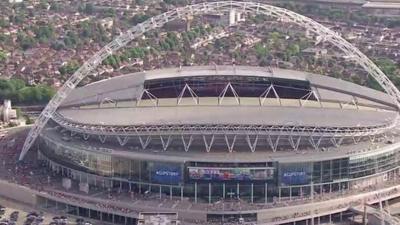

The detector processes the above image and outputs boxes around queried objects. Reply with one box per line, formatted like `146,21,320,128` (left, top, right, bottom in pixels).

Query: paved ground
0,196,109,225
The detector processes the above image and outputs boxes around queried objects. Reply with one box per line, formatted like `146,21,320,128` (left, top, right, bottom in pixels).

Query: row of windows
40,136,400,186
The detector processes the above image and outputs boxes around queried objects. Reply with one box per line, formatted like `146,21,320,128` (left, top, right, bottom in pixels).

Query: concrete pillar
311,182,314,225
181,186,184,201
159,185,162,199
223,183,225,199
265,183,268,204
251,183,254,204
170,186,173,200
195,182,197,203
363,204,367,225
209,183,212,204
379,198,384,225
278,187,281,202
237,183,240,198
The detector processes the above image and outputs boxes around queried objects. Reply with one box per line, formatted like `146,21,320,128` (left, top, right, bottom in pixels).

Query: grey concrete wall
0,180,37,206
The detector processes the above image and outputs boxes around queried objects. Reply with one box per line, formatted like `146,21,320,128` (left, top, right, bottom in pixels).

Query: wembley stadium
4,1,400,225
34,65,400,224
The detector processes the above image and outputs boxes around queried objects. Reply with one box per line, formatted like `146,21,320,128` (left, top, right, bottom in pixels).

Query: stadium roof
57,105,397,128
60,66,395,109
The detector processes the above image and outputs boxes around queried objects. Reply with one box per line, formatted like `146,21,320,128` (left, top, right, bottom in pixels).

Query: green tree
254,43,269,59
375,58,397,75
285,44,300,59
0,50,7,62
50,2,61,11
0,19,10,28
34,24,55,43
59,60,80,75
63,31,79,48
17,32,36,50
131,14,150,25
84,3,95,14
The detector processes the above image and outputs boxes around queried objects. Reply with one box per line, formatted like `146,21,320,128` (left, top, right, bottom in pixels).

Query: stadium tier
36,66,400,220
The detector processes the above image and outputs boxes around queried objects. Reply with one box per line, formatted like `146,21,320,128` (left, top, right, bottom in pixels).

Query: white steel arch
19,1,400,160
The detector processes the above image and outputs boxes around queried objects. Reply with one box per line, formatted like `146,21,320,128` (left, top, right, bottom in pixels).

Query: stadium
33,65,400,224
7,1,400,225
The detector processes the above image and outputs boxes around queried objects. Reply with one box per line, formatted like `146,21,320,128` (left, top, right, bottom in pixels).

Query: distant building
362,1,400,17
0,100,17,123
302,47,328,58
100,17,114,30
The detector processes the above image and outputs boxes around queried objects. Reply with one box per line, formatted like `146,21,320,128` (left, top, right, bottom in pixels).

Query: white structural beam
177,83,199,105
160,135,172,151
182,135,194,152
246,134,259,153
203,135,215,153
225,134,237,153
19,1,400,160
116,136,129,146
138,135,151,150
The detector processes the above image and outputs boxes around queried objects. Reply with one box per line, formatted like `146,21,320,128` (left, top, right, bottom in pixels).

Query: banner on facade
188,167,274,181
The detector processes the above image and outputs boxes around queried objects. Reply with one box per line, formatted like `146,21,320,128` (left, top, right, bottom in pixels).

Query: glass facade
349,150,399,179
39,134,400,202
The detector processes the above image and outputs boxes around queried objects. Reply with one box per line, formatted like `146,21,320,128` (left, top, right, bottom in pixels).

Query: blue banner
280,163,311,186
151,163,181,184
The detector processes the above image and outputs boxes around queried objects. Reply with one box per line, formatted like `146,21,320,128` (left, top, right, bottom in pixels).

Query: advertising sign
188,167,274,181
280,163,311,186
151,163,182,184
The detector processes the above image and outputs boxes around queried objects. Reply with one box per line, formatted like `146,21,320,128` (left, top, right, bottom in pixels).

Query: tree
84,3,95,15
34,24,55,43
103,8,116,18
59,60,80,75
254,43,269,59
0,50,7,62
285,44,300,59
17,32,36,50
9,79,25,90
50,2,61,11
63,31,79,48
104,55,121,69
375,58,397,76
0,19,10,28
131,14,150,25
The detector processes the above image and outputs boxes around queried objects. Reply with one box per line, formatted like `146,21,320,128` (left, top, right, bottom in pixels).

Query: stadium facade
35,65,400,224
14,1,400,224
